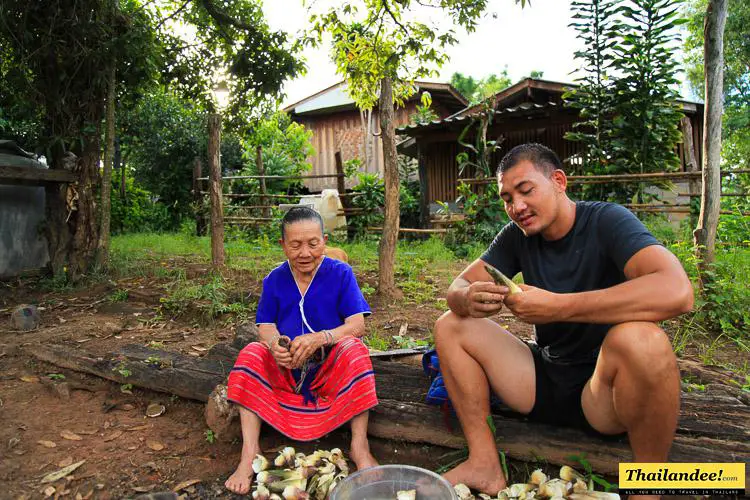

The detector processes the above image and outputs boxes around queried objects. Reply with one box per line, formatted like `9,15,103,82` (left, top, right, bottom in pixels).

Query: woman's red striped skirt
227,337,378,441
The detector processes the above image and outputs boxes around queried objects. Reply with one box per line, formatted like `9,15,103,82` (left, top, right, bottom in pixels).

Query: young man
436,143,693,497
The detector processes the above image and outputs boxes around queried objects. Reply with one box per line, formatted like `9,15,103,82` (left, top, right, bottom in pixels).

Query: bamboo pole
196,173,345,181
256,145,270,219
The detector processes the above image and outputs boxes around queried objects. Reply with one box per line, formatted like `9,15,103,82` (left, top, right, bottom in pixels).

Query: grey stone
9,304,41,331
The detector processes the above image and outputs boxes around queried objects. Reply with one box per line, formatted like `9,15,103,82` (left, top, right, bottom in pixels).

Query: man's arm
504,245,694,324
447,258,510,318
564,245,693,323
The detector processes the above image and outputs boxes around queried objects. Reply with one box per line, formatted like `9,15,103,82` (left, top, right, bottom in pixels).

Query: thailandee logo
619,463,745,496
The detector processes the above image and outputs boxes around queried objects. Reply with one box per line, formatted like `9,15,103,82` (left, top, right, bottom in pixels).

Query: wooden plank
0,165,77,184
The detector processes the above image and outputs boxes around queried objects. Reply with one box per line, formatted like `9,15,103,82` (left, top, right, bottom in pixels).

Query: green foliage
564,0,619,175
108,289,129,303
392,335,429,349
565,0,686,204
238,112,315,193
160,274,249,323
308,0,493,110
110,173,172,234
122,90,207,228
448,104,509,250
350,173,386,236
204,429,216,444
409,91,439,125
47,373,66,381
450,69,512,103
567,454,618,492
608,0,685,198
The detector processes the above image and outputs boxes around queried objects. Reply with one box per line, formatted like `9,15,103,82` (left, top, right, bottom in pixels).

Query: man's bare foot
225,447,260,495
442,458,506,496
350,440,379,471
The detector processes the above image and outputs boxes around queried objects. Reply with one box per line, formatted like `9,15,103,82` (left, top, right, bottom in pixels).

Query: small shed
285,81,468,192
397,78,704,223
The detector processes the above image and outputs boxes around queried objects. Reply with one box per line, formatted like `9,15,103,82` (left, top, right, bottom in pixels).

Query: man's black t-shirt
480,201,661,364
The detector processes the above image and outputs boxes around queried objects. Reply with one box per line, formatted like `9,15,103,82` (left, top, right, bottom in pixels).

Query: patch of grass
204,429,216,444
364,330,389,351
47,373,66,380
108,289,129,303
392,334,430,349
160,274,250,323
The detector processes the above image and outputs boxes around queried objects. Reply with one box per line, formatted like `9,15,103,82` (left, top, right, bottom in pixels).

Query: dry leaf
146,441,164,451
190,345,207,352
187,351,200,357
173,479,201,492
145,403,165,418
21,375,40,383
102,431,123,442
131,485,156,493
58,457,74,468
121,403,135,411
37,440,57,448
60,430,82,441
40,460,85,483
43,486,56,497
75,429,97,435
125,424,149,432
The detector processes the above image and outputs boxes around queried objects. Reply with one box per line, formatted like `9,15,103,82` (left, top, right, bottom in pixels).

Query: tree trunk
97,65,116,269
694,0,727,288
67,120,101,280
377,76,402,300
208,114,225,269
680,116,699,227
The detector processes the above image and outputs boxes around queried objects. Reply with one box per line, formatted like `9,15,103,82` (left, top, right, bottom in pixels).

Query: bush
110,174,172,234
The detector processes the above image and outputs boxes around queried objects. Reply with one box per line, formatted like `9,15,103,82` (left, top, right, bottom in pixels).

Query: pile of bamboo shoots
251,447,349,500
453,466,620,500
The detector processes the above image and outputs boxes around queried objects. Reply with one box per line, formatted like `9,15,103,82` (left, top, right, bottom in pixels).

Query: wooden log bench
28,339,750,476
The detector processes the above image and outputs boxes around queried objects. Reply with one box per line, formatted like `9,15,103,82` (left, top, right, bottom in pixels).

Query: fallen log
28,343,750,475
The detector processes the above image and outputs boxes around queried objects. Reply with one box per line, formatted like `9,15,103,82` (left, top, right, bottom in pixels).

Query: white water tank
298,189,347,233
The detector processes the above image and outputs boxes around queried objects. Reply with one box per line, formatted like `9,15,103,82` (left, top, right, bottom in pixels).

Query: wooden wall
297,102,420,192
422,110,703,205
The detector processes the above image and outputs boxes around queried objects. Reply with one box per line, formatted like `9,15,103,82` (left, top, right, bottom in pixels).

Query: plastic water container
330,465,458,500
299,189,346,233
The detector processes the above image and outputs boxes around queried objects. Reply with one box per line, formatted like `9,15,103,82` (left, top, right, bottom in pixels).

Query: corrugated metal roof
397,101,559,134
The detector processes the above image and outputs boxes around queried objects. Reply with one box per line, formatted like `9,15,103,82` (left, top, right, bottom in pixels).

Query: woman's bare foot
225,446,260,495
350,439,379,471
442,458,506,496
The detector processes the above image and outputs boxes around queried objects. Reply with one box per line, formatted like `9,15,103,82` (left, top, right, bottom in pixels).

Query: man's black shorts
525,342,602,434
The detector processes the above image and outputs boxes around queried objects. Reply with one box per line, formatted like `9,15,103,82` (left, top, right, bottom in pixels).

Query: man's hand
464,281,509,318
290,332,326,369
270,336,293,369
503,284,565,324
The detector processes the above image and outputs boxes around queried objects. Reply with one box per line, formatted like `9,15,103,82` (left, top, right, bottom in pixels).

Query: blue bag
422,348,452,407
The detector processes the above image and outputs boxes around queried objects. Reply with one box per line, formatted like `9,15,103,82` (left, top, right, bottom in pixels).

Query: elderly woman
225,207,379,495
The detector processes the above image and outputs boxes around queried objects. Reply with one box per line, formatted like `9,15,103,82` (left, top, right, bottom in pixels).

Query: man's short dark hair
281,206,324,240
497,143,563,177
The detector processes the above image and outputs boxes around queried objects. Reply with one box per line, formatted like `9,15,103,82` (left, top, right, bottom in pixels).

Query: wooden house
397,78,704,225
284,81,468,192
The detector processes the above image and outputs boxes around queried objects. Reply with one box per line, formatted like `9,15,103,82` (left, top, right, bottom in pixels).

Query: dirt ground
0,261,745,499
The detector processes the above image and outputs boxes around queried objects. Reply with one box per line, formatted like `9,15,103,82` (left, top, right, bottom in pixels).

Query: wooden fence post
208,114,225,268
193,157,206,236
417,145,430,229
335,151,354,241
256,145,270,219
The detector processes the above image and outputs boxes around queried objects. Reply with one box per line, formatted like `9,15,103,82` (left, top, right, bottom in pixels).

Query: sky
261,0,695,108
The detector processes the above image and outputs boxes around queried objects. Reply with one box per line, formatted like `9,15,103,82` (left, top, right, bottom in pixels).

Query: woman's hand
290,332,327,369
270,335,293,369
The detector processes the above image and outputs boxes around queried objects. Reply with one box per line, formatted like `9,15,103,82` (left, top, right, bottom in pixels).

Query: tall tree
694,0,727,286
451,69,512,104
310,0,503,299
564,0,618,180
